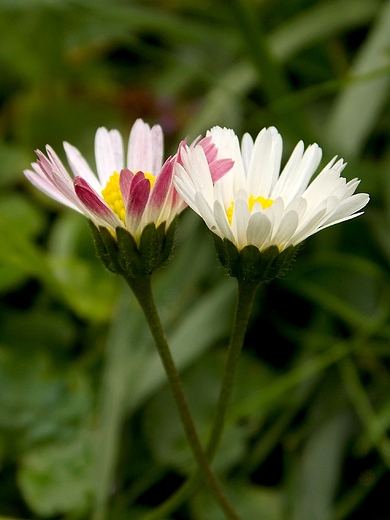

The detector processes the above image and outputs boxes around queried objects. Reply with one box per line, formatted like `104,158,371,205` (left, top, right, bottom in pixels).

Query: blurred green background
0,0,389,518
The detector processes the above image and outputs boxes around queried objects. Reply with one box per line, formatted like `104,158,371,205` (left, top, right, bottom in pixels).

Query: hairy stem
141,279,259,519
126,275,241,520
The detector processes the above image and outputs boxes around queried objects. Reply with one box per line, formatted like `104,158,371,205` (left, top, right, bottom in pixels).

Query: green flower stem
141,278,260,520
207,279,260,457
124,274,241,520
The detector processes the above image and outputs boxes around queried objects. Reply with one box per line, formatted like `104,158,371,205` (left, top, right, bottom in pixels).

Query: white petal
127,119,163,175
108,129,124,173
150,124,164,174
302,169,342,209
208,127,246,187
63,142,101,192
291,207,328,245
247,127,282,197
174,166,199,212
272,142,322,203
285,196,307,220
272,211,299,247
179,146,214,200
266,196,285,233
321,193,370,227
247,212,272,249
343,178,360,198
194,191,218,232
95,127,118,185
214,199,235,242
232,198,251,249
241,133,253,172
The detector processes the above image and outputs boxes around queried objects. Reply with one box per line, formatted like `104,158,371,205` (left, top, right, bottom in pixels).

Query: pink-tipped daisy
24,119,187,243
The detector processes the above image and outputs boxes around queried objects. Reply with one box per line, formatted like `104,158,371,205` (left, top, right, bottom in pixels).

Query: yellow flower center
144,172,156,189
226,195,274,225
249,195,274,211
101,171,155,223
101,171,125,222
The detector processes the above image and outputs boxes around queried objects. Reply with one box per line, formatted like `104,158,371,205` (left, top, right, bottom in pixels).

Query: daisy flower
175,126,369,253
24,119,188,242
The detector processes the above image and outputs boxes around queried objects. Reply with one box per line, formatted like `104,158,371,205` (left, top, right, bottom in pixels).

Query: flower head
174,126,369,281
25,119,187,241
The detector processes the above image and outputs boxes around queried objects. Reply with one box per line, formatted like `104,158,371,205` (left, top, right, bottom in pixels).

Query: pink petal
127,177,150,219
149,157,174,209
198,136,218,163
186,138,234,183
209,158,234,183
130,170,148,190
176,141,187,167
35,150,81,206
45,146,73,183
74,176,122,228
119,168,134,206
24,167,82,212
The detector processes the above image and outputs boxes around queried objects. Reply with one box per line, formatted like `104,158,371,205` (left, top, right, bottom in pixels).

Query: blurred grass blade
285,278,386,331
93,285,145,520
130,281,235,409
325,0,390,157
182,61,256,139
290,412,353,520
270,0,380,60
184,0,378,139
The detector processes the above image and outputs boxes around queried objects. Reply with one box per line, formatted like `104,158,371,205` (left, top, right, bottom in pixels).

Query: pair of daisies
24,119,369,254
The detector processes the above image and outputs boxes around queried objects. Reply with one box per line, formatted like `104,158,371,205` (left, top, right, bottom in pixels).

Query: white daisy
175,126,369,252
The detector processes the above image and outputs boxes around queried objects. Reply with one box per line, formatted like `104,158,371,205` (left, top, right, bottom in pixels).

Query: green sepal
116,226,141,277
213,234,228,269
159,216,179,267
87,220,116,273
88,220,178,279
98,226,123,274
139,222,162,274
213,235,300,283
270,243,301,279
256,245,281,280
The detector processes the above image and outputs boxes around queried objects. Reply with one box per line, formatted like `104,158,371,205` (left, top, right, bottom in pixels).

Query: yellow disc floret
226,202,235,225
101,172,126,223
144,172,156,189
249,195,274,211
226,195,274,225
101,171,156,224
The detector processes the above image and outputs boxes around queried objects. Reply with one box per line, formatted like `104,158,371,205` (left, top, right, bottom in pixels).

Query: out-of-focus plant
0,0,389,519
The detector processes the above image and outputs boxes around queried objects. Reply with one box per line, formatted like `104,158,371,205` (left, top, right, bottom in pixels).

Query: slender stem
207,279,260,458
141,278,260,520
125,275,241,520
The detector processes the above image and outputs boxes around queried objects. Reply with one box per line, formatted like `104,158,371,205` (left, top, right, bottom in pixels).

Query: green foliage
0,0,389,519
